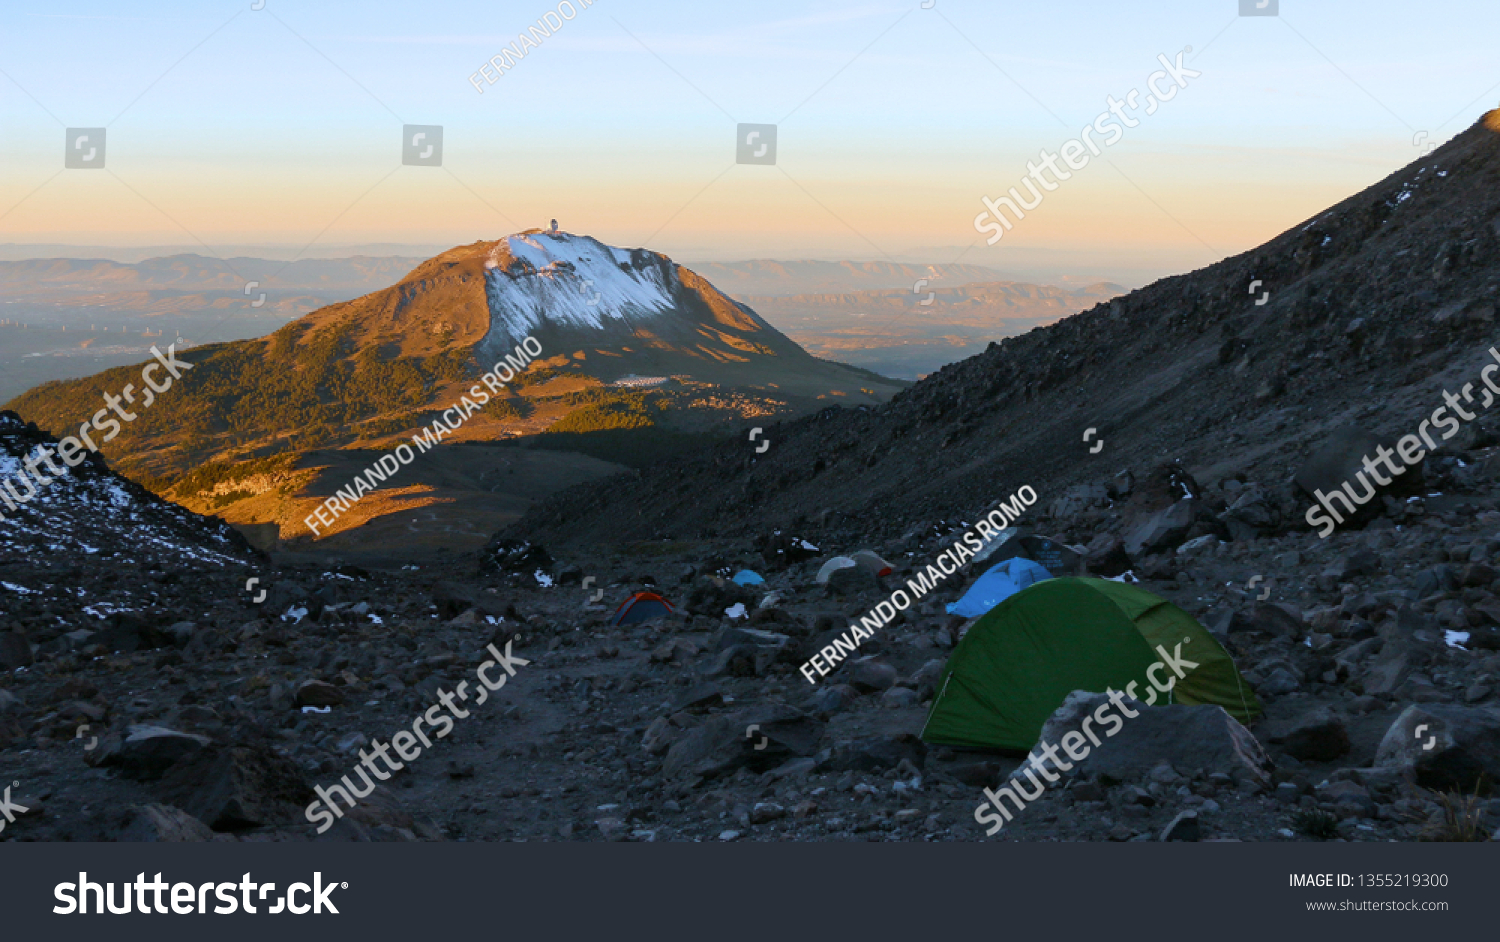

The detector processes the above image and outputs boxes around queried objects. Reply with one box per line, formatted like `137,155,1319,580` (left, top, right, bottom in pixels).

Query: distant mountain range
0,255,425,314
746,280,1126,379
680,259,1013,297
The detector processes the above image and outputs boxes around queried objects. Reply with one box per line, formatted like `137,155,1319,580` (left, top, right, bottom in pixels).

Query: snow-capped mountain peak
483,231,678,336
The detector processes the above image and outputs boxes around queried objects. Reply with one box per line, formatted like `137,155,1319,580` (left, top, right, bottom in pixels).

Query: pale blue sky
1,0,1496,283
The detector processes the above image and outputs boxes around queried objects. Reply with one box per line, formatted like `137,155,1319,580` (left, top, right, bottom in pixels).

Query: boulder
1316,779,1375,818
1030,691,1273,787
649,637,699,664
1083,534,1132,578
847,658,898,693
705,644,776,678
668,682,725,713
0,630,32,670
662,705,824,781
1375,704,1500,794
117,804,215,842
1220,484,1279,539
802,683,859,718
641,717,685,756
94,613,170,653
882,687,920,709
295,680,346,707
1124,501,1196,557
431,581,479,619
89,725,212,779
156,742,316,830
1294,426,1414,523
1266,709,1352,762
1224,602,1303,639
1014,535,1083,576
907,659,946,702
714,627,789,656
816,733,927,773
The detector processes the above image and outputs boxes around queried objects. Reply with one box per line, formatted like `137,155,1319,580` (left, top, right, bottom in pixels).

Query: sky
0,0,1497,285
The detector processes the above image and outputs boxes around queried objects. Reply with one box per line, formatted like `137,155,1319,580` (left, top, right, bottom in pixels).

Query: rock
1333,549,1382,581
803,683,859,718
1226,602,1303,638
1159,810,1200,842
649,637,699,664
1014,535,1083,577
1070,781,1107,803
1316,780,1374,818
595,817,628,840
94,613,170,653
750,802,785,824
318,784,438,841
295,680,346,707
118,804,215,842
704,644,763,678
908,659,946,701
847,658,898,693
1031,691,1273,787
1125,501,1196,557
1148,760,1183,784
1083,534,1132,578
669,682,725,713
0,631,32,670
641,717,684,756
1221,484,1279,539
662,705,824,781
1295,426,1413,525
1268,710,1352,762
1256,667,1301,697
817,734,927,773
714,627,789,656
165,622,197,646
156,742,316,831
90,725,212,779
1177,535,1219,557
1375,704,1500,793
882,687,920,709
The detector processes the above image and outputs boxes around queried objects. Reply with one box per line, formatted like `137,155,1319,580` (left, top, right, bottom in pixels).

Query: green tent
921,577,1260,751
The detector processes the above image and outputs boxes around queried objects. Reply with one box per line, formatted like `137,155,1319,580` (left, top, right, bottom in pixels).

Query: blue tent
731,569,765,586
946,558,1052,618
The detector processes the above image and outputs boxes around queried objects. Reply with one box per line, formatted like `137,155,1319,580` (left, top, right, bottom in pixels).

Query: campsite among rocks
5,116,1500,843
1,419,1499,842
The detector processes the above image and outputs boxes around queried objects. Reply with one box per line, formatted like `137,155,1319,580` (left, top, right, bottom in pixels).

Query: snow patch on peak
482,232,679,338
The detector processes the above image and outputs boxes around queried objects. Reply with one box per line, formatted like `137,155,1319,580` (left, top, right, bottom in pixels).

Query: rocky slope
510,115,1500,551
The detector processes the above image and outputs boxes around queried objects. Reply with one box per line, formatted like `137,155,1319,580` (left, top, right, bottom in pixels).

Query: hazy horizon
3,0,1496,289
